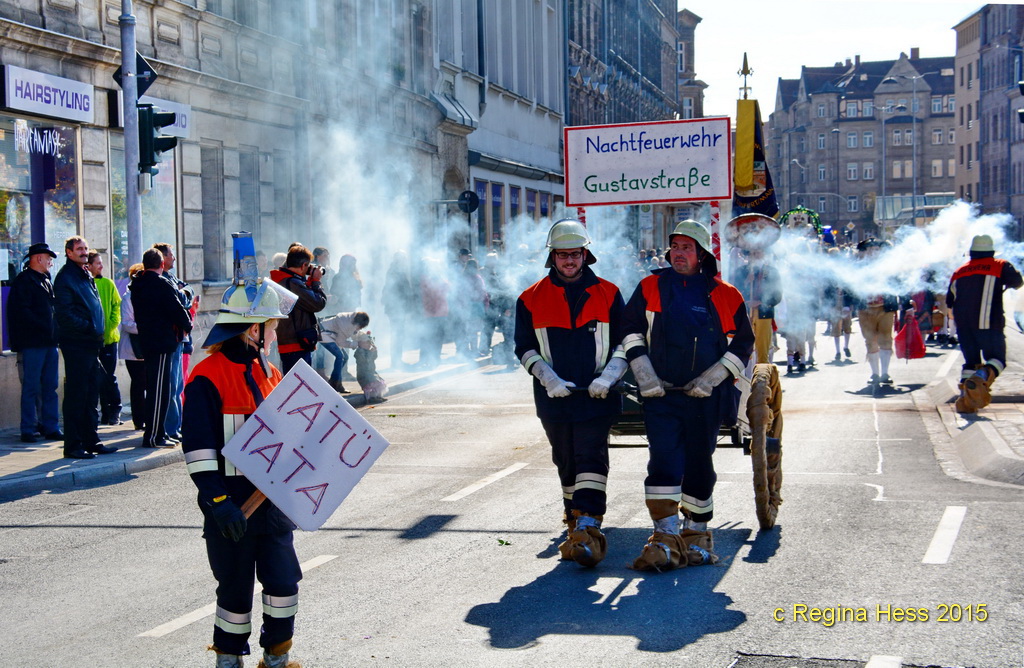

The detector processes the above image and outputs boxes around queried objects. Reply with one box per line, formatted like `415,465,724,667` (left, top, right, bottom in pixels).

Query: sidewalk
923,327,1024,487
0,343,501,498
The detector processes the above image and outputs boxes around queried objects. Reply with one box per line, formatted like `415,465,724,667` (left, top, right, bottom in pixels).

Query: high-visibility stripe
214,606,251,635
679,492,713,516
721,351,744,378
576,472,607,484
536,328,552,364
979,275,995,329
990,359,1005,375
594,322,610,372
262,593,298,619
575,480,607,492
623,332,645,353
186,459,219,475
645,311,656,346
561,484,574,500
184,448,218,464
645,484,681,501
521,351,543,371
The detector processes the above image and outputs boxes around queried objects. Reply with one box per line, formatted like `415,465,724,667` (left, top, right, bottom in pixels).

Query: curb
0,356,495,498
926,367,1024,487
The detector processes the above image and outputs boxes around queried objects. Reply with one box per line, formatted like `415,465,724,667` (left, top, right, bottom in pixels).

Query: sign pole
119,0,143,264
708,199,722,277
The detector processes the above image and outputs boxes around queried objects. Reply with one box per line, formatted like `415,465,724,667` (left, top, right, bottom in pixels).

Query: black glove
210,498,247,542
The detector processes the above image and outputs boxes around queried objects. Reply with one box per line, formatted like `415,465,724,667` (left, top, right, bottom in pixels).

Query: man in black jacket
53,236,116,459
7,242,62,444
131,247,193,448
270,245,327,373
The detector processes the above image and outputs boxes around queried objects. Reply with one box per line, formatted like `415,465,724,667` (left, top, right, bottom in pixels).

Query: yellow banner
734,99,756,190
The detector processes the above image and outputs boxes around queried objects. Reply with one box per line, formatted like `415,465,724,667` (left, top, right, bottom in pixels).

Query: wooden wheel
746,363,783,530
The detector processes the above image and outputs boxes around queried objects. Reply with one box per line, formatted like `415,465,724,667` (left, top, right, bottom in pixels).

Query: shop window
0,117,80,350
540,192,549,217
526,189,537,219
475,179,488,247
110,134,176,280
490,183,504,244
510,185,520,220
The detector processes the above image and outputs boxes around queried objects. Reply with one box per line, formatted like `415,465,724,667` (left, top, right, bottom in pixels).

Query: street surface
1,327,1023,667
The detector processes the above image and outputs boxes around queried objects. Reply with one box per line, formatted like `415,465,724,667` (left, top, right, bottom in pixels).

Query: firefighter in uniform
514,219,627,567
182,277,303,668
622,220,754,570
947,234,1023,412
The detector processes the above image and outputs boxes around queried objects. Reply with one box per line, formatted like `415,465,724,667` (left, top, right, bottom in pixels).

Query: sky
682,0,988,120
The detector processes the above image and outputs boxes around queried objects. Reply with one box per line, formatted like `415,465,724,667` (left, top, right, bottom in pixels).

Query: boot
256,639,301,668
631,514,687,571
564,510,607,567
679,529,718,566
960,365,995,412
557,511,577,560
210,646,244,668
329,378,347,394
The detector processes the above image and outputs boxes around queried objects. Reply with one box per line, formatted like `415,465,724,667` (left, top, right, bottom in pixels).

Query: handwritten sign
223,359,389,531
564,117,732,207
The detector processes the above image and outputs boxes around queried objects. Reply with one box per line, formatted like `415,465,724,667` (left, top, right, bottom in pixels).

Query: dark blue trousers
957,327,1006,377
542,415,613,517
205,528,302,656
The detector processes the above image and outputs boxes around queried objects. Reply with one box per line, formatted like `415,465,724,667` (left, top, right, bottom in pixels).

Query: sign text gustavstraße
564,117,732,207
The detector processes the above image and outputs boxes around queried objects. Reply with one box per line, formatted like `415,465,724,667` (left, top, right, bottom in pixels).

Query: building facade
767,49,956,241
955,4,1024,238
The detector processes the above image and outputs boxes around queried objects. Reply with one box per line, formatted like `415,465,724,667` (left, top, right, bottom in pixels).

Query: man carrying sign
182,278,302,668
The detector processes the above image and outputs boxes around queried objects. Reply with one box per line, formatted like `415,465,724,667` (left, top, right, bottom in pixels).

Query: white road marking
864,483,885,501
138,555,338,638
922,506,967,564
866,656,903,668
936,350,960,379
441,463,529,501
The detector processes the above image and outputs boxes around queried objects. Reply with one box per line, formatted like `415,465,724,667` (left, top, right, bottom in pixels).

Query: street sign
222,359,390,531
457,190,480,213
112,51,157,98
564,117,732,207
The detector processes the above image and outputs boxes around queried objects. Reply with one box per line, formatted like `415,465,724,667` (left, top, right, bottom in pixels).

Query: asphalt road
1,332,1022,668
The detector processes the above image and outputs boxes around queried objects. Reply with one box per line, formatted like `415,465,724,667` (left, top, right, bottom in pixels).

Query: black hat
25,242,57,258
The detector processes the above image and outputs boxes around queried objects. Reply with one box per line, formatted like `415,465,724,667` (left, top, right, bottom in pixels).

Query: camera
308,263,322,275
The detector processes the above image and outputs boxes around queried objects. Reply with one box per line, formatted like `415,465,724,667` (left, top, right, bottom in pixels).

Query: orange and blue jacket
947,256,1023,330
514,266,626,422
622,267,753,387
182,338,294,533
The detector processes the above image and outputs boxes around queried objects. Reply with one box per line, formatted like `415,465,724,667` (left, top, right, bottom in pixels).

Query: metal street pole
119,0,142,264
912,76,919,224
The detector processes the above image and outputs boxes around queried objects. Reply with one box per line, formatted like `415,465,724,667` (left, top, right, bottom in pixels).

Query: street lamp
832,127,841,219
883,72,940,223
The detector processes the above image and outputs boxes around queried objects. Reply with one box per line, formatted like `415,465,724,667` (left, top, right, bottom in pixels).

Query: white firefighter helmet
202,279,298,347
545,218,597,267
669,219,712,253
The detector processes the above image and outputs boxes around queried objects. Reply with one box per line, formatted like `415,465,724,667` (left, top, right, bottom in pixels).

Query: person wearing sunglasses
514,218,628,568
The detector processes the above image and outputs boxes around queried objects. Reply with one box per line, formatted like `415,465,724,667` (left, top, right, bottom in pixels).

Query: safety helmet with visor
545,218,597,268
202,279,298,348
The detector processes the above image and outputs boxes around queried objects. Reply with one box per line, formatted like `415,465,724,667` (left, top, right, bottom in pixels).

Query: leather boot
256,639,301,668
565,510,607,567
557,511,576,560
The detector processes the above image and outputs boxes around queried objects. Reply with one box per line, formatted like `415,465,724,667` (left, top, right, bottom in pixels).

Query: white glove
588,357,627,399
530,359,575,398
682,361,731,398
629,355,666,398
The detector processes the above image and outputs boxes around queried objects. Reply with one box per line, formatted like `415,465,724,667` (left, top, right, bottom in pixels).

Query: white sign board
112,90,192,139
564,118,732,207
223,359,389,531
4,65,95,124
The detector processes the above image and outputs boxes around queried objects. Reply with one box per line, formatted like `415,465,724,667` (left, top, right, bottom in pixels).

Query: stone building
954,4,1024,239
767,50,956,242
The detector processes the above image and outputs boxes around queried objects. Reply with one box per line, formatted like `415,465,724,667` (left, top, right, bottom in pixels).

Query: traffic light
138,103,177,175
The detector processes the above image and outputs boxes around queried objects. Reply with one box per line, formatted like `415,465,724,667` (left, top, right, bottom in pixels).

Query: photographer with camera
270,244,328,373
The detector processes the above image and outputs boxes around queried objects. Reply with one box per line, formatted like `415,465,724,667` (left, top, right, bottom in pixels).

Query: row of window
816,128,956,149
829,96,956,118
473,179,556,247
808,159,957,181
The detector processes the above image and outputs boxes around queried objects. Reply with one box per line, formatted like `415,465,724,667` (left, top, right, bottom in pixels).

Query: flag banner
733,99,779,218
